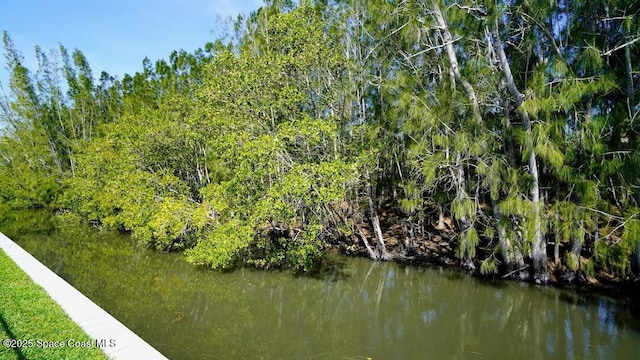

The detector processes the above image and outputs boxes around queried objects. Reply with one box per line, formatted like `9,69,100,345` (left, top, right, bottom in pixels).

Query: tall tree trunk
529,150,547,283
431,1,481,269
492,22,548,283
430,1,481,124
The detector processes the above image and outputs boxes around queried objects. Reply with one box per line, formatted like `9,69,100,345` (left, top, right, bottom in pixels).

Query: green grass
0,249,109,360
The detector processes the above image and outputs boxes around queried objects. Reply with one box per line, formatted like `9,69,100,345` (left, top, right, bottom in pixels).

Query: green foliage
499,196,533,218
147,197,199,250
0,201,7,223
452,199,476,222
285,225,327,272
457,227,480,260
2,0,640,280
399,180,421,215
185,220,253,269
0,142,60,208
579,46,604,72
583,258,596,278
596,219,640,276
480,257,499,275
565,252,580,272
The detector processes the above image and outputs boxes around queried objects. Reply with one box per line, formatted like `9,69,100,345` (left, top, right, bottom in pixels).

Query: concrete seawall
0,232,168,359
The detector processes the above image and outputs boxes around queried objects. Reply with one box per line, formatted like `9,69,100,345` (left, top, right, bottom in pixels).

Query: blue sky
0,0,263,88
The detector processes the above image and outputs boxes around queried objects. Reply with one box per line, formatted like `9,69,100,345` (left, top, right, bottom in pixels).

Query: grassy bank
0,248,108,360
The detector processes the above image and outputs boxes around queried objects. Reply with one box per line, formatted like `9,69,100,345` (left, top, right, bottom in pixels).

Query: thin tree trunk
431,1,481,123
492,22,548,283
358,226,379,260
371,212,390,260
430,1,481,270
530,157,547,282
527,111,547,282
625,32,635,110
366,178,390,260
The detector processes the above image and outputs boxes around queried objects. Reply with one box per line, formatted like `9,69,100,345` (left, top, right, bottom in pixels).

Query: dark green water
2,211,639,359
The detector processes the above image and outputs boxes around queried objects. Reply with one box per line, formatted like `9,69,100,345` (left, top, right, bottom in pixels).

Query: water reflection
2,211,639,359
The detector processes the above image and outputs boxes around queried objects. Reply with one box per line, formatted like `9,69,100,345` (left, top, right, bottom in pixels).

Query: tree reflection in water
2,210,638,360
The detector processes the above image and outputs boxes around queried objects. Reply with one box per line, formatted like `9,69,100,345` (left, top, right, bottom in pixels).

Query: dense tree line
1,0,639,283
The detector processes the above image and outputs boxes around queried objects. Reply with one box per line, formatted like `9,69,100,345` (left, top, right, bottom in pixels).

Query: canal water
1,211,639,359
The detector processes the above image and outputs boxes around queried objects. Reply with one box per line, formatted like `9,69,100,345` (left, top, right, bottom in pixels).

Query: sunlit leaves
596,218,640,276
457,227,479,260
184,220,253,269
521,76,617,119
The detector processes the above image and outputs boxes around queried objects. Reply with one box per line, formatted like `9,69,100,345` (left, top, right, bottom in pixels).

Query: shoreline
337,218,640,311
3,207,640,313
